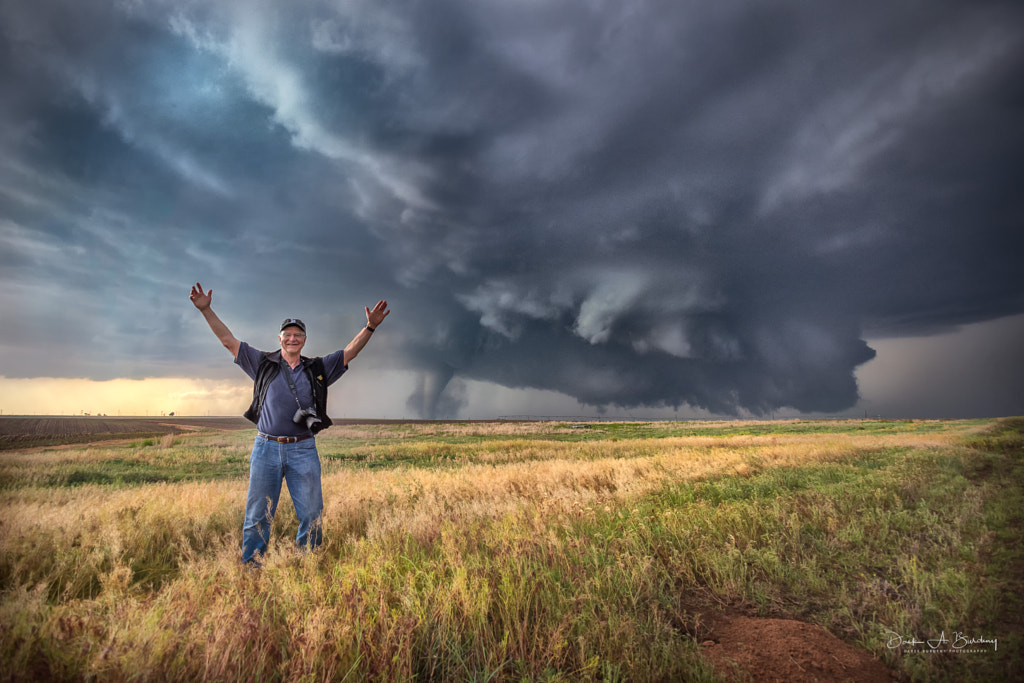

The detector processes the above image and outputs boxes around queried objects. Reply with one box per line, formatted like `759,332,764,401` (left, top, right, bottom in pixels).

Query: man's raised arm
344,300,390,365
189,282,241,358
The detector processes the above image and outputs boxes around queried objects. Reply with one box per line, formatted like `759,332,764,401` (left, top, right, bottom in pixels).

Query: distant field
0,415,253,449
0,416,524,450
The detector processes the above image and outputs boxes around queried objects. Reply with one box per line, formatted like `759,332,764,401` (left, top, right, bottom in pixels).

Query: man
189,282,389,565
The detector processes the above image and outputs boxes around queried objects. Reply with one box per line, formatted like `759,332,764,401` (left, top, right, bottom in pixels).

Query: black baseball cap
280,318,306,333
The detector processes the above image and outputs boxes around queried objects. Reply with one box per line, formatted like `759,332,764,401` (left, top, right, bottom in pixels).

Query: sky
1,0,1022,420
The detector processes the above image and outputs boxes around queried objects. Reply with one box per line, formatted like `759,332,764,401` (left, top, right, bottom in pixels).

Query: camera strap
280,358,308,411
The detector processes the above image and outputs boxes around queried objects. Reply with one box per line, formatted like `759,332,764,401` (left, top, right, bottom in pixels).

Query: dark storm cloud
1,0,1022,416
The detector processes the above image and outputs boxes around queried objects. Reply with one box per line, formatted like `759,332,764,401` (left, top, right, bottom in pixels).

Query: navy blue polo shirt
235,341,347,437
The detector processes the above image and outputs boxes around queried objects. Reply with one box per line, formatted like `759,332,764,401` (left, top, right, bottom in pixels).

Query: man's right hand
189,282,240,358
190,282,212,311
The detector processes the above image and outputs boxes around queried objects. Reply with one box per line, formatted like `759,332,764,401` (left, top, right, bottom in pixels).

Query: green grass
0,439,252,490
0,418,1020,681
547,418,984,441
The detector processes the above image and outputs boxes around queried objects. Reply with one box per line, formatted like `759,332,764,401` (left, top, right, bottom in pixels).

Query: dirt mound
701,614,894,682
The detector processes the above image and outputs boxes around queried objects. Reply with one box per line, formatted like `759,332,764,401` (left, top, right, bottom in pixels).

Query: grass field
0,417,1021,681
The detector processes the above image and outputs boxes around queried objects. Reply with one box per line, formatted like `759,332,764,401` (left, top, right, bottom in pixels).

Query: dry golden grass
1,419,1018,682
316,430,963,544
0,428,962,547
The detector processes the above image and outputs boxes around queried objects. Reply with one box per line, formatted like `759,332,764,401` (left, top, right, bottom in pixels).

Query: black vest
243,351,333,434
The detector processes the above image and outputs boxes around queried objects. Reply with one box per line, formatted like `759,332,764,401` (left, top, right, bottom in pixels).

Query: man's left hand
366,300,390,328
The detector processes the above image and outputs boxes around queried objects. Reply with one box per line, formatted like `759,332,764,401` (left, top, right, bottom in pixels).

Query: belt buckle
260,433,290,443
261,433,300,443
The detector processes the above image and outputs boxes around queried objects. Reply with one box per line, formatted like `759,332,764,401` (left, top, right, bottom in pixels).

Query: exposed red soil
700,612,895,683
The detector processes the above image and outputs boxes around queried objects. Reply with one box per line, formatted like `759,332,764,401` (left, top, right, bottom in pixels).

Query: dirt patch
0,416,253,450
700,613,895,683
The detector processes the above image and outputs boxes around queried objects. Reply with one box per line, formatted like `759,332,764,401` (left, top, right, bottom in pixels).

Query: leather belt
258,432,314,443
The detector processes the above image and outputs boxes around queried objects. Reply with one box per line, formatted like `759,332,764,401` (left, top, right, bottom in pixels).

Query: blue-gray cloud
1,0,1022,417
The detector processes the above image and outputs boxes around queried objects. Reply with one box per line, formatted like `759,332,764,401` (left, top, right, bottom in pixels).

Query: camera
293,407,322,430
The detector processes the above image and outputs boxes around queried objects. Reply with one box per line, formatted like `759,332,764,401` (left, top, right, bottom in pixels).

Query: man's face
279,326,307,355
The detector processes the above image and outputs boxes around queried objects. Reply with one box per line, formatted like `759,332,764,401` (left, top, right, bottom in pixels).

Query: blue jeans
242,435,324,564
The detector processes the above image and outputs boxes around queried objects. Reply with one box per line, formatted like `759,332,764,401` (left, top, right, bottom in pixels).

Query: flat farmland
0,417,1020,681
0,415,252,449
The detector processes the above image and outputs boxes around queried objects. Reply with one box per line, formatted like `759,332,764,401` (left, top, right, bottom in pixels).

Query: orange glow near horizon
0,377,252,417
